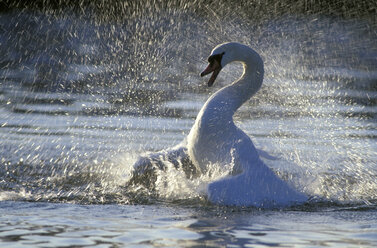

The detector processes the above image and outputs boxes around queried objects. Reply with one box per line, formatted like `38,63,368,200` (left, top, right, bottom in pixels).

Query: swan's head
200,42,252,87
200,51,224,87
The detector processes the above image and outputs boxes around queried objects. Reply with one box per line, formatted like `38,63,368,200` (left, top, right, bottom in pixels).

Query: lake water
0,2,376,247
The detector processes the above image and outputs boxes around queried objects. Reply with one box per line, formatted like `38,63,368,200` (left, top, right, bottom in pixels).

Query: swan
131,42,307,208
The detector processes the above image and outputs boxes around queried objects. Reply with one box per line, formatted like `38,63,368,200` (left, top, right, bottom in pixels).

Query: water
1,1,376,247
1,201,376,247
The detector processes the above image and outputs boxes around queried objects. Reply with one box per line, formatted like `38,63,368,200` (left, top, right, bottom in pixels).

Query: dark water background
0,0,376,247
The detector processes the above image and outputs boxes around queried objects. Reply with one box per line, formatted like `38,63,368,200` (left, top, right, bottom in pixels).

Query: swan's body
132,42,307,208
187,43,264,173
185,42,307,207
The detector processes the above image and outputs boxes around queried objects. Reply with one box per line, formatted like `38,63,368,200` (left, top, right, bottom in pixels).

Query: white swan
132,42,307,208
187,42,307,207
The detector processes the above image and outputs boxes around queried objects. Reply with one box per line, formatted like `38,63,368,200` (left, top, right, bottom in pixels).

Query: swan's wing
208,138,307,207
207,165,307,207
132,144,195,173
130,143,198,188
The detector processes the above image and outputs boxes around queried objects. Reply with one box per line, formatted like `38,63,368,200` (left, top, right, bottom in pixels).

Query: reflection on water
0,201,376,247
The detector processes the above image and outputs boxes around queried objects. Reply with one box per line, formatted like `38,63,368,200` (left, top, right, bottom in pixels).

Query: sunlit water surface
0,4,376,247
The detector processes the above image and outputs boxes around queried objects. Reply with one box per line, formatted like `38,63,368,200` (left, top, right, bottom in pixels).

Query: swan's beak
200,60,221,87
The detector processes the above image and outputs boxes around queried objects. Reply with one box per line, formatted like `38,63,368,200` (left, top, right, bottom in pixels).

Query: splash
125,146,240,205
0,1,376,207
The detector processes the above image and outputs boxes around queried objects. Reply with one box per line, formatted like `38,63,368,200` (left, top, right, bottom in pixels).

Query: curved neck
201,53,264,123
230,58,264,111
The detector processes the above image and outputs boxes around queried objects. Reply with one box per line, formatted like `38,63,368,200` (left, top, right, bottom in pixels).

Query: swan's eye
208,52,225,65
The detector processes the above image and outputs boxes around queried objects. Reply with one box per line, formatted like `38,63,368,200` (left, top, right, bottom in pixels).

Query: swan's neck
230,59,263,111
201,54,264,122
